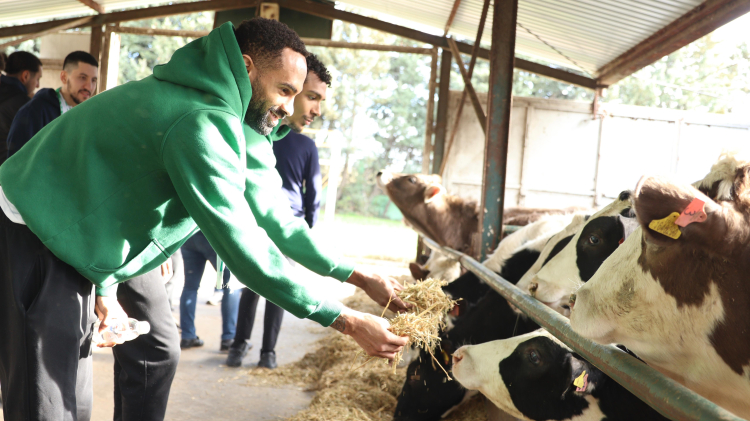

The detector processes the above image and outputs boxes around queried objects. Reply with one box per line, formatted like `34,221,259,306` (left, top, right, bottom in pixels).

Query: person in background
4,50,181,421
0,51,42,166
226,53,329,369
178,231,242,351
5,50,96,159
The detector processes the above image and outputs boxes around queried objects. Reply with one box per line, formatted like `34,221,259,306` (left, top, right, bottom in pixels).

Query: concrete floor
1,260,410,421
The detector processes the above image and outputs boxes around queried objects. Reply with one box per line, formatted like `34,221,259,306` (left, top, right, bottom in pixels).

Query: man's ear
634,175,722,246
424,183,444,203
18,70,31,84
60,70,68,85
243,54,257,79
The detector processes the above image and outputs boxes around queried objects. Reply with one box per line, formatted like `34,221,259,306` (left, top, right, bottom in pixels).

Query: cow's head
570,172,750,375
393,346,466,421
377,171,452,242
517,191,637,317
452,329,599,421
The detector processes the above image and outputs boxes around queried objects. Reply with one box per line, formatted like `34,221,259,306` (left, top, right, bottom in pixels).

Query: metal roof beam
0,0,256,39
443,0,463,35
596,0,750,86
0,16,94,51
78,0,105,14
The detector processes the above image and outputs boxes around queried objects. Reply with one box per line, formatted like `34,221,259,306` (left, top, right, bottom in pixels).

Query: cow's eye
588,235,600,245
528,350,541,365
408,176,417,184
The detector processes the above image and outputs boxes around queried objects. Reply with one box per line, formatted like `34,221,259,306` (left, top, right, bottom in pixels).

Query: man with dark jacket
227,53,328,369
0,19,407,421
0,51,42,165
6,50,97,160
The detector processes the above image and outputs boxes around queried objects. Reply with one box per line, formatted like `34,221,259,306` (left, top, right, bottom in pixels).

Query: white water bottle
93,318,151,344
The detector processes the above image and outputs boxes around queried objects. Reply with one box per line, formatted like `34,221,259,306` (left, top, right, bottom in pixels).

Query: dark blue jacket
0,75,30,165
6,88,61,160
273,131,322,228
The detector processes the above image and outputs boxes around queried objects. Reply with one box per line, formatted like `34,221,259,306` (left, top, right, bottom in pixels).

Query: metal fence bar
422,237,744,421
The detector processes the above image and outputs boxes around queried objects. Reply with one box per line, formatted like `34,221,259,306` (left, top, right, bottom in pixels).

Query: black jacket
6,88,61,161
0,75,30,166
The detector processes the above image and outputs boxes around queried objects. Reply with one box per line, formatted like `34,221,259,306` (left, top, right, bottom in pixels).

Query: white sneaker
206,290,222,306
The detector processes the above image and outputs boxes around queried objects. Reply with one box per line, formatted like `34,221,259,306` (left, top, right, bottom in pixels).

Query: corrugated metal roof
0,0,180,27
0,0,711,76
340,0,705,75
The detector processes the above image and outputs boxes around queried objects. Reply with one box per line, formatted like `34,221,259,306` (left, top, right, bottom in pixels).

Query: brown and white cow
569,168,750,418
377,171,587,259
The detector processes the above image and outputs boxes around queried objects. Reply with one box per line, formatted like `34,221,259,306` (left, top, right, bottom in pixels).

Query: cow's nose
569,293,577,308
377,171,383,177
452,349,465,365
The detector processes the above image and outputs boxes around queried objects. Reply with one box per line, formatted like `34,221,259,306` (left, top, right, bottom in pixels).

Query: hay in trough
245,276,486,421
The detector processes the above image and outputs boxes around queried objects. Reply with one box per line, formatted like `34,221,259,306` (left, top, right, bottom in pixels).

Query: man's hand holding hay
346,269,411,313
326,269,412,360
331,308,408,360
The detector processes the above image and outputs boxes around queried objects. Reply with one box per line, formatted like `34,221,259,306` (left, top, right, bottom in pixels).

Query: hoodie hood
153,22,251,120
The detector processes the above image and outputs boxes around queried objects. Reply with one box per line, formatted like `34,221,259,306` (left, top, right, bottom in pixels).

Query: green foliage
603,35,750,113
117,13,214,85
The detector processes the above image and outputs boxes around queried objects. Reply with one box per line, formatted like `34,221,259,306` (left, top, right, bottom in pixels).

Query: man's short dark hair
305,54,331,87
234,18,308,71
63,51,98,71
2,51,42,75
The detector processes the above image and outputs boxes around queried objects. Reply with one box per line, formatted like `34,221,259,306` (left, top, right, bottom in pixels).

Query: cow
569,154,750,419
515,191,638,317
376,171,587,259
393,215,578,421
451,329,669,421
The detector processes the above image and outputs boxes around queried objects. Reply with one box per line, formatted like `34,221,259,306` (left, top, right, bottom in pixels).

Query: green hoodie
0,23,350,327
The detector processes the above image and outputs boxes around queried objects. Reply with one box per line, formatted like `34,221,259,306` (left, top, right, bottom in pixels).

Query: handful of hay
354,278,457,376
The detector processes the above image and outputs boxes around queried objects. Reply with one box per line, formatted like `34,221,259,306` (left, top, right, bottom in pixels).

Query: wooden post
478,0,518,260
90,25,103,94
431,48,452,175
422,47,438,174
99,25,113,92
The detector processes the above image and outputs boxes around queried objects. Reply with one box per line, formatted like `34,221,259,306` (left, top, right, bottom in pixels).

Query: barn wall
440,92,750,209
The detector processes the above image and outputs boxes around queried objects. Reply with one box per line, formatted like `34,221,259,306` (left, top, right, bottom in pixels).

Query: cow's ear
424,184,444,203
634,175,722,247
567,354,595,395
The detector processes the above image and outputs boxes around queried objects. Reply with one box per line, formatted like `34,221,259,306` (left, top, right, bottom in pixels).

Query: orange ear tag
649,212,681,239
675,197,707,227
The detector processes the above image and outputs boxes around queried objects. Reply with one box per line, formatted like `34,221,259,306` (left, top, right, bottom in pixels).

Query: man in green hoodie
0,18,407,420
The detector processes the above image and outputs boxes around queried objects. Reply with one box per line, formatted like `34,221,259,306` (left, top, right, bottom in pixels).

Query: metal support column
431,48,452,175
478,0,518,260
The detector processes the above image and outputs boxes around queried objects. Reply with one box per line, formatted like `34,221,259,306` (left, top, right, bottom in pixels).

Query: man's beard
67,80,90,105
247,75,286,136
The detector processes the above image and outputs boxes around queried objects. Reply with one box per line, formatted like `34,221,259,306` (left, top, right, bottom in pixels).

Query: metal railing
422,237,745,421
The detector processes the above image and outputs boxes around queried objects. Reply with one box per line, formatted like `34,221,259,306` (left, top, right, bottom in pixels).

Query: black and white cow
451,330,669,421
570,153,750,419
393,215,580,421
515,191,638,317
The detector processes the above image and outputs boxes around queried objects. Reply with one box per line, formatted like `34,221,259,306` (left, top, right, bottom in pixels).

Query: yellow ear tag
573,371,587,389
648,212,681,239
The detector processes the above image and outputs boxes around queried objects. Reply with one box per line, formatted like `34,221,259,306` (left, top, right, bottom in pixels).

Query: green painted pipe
423,237,745,421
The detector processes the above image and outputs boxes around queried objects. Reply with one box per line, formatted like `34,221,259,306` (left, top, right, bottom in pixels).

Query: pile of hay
244,277,486,421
